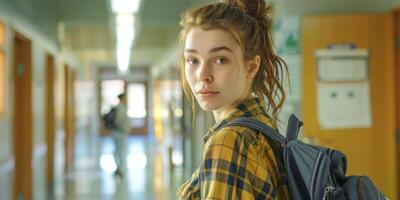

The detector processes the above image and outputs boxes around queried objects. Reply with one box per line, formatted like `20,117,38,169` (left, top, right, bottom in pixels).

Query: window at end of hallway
127,83,146,118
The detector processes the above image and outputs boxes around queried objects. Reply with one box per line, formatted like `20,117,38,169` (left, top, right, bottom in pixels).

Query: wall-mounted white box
315,48,371,129
316,49,369,82
317,83,371,129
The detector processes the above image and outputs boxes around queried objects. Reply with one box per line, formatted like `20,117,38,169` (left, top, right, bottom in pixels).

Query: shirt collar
203,97,267,143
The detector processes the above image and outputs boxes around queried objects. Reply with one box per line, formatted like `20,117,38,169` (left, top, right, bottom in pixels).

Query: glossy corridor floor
52,133,185,200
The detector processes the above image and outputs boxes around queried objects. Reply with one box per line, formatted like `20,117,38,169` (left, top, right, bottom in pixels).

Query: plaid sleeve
200,129,277,200
178,168,201,200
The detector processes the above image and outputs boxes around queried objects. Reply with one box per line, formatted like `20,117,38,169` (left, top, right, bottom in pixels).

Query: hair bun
225,0,269,18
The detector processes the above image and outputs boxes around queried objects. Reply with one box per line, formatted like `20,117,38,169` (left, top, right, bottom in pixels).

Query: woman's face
184,27,254,117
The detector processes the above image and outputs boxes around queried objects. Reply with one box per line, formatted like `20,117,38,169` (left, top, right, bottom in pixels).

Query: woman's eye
186,58,198,65
215,57,227,64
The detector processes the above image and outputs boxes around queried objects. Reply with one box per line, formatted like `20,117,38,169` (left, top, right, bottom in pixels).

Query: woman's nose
197,63,213,83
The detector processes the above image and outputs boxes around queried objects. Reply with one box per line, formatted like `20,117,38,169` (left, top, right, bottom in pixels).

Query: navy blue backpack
226,114,387,200
102,107,117,130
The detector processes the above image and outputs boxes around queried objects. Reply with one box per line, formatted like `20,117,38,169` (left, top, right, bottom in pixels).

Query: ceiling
6,0,210,75
54,0,400,66
7,0,400,78
56,0,208,72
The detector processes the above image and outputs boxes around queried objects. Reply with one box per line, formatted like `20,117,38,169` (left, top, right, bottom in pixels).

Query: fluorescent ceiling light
111,0,141,14
116,14,134,25
116,45,131,71
116,24,135,44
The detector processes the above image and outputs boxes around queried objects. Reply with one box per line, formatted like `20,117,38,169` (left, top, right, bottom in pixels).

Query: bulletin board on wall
0,21,5,117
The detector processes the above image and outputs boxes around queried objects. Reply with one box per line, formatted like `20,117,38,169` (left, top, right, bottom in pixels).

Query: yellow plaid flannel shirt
177,98,290,200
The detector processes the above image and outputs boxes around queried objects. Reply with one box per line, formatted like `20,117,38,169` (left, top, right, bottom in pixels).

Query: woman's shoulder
207,114,274,151
204,113,281,176
212,114,272,144
213,124,258,146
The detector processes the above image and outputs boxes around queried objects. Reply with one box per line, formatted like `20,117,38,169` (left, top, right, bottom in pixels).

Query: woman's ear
247,55,261,79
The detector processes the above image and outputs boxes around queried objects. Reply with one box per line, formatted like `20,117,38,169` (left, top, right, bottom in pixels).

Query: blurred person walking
112,92,130,178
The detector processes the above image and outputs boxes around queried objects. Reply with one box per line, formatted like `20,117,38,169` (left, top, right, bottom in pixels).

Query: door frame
12,31,33,200
393,7,400,197
45,53,55,185
64,65,76,172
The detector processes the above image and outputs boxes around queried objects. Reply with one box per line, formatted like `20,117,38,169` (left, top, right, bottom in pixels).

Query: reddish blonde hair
179,0,288,123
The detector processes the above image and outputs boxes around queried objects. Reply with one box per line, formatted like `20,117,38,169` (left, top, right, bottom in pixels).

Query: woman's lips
196,90,220,98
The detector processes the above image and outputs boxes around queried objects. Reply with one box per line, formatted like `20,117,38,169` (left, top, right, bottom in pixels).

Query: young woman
177,0,290,199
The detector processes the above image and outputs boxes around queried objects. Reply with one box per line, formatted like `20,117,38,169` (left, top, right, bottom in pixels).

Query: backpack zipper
357,177,365,200
322,185,335,200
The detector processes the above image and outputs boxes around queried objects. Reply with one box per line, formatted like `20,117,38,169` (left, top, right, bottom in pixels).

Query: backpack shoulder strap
227,117,286,145
286,114,303,142
226,114,303,144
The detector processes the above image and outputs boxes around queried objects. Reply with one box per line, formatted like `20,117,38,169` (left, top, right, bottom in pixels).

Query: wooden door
393,8,400,198
13,32,33,200
64,65,76,171
45,53,55,184
301,14,397,199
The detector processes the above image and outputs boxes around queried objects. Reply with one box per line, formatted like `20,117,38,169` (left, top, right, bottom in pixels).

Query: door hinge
17,63,25,75
17,193,24,200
